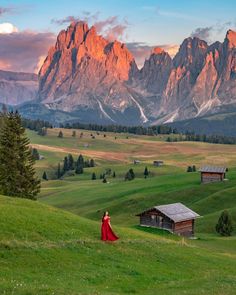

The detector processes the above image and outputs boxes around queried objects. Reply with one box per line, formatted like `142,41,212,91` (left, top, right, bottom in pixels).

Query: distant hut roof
199,166,226,173
137,202,200,223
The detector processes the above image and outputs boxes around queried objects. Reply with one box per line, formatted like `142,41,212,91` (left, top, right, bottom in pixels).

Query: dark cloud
191,22,236,43
0,31,56,73
191,26,213,42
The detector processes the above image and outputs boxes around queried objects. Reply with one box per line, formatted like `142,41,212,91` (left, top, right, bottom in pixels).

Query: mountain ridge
1,22,236,126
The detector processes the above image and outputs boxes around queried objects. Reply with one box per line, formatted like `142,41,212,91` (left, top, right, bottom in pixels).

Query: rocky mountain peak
152,47,165,55
225,29,236,48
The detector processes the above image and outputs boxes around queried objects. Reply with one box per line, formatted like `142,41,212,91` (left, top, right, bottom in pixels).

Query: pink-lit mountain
3,22,236,125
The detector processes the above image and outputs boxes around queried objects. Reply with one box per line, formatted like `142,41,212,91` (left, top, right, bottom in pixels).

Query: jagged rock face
37,24,236,125
0,70,38,105
38,21,140,123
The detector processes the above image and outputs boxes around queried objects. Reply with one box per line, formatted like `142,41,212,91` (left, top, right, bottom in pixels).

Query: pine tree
192,165,196,172
72,130,76,137
187,166,193,172
42,171,48,181
63,156,69,173
57,163,62,179
75,164,83,174
103,177,107,183
90,158,95,167
112,171,116,178
68,154,74,170
144,166,149,178
129,168,135,180
0,111,40,199
91,172,96,180
77,154,84,167
216,210,233,236
58,130,63,138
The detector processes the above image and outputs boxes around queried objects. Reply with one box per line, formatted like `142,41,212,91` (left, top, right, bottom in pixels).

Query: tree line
166,132,236,145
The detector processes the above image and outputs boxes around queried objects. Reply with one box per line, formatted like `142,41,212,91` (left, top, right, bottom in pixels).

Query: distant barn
137,203,200,237
199,166,227,184
153,160,164,166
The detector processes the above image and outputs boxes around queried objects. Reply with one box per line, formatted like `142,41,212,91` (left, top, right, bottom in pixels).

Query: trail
31,144,129,163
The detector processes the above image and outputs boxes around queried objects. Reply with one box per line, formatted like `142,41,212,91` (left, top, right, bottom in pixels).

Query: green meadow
1,128,236,294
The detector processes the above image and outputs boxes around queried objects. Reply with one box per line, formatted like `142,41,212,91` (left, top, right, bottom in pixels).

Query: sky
0,0,236,73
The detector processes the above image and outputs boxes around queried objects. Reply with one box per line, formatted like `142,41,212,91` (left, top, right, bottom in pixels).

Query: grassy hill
1,194,236,295
1,128,236,294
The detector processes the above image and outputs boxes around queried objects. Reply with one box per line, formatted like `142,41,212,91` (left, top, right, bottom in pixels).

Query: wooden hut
153,160,164,167
199,166,227,184
136,203,200,237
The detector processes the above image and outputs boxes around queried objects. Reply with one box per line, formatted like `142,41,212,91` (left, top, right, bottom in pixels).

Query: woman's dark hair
103,211,109,218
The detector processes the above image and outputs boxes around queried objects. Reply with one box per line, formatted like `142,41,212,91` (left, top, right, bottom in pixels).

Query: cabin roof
199,166,226,173
137,202,200,223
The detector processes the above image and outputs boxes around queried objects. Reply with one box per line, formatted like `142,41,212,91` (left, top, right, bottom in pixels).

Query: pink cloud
0,30,55,73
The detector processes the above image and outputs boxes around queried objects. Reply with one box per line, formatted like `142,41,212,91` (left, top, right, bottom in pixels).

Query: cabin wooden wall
140,212,173,231
174,220,194,236
201,172,224,183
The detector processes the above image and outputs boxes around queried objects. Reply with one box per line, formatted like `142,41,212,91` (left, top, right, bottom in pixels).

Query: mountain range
1,21,236,127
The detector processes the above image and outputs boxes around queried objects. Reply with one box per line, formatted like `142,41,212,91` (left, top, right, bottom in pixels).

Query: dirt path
31,144,129,163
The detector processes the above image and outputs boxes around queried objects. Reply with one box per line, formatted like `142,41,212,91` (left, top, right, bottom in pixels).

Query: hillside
1,194,236,294
168,110,236,136
1,128,236,294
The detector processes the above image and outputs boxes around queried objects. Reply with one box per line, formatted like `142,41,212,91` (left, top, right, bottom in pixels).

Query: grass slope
1,195,236,295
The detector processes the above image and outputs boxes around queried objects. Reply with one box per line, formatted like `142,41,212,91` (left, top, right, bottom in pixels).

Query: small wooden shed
199,166,227,184
137,203,200,237
153,160,164,167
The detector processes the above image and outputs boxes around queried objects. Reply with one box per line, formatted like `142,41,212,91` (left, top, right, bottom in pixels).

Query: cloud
191,26,213,42
0,22,18,34
51,12,128,41
0,6,15,16
0,26,55,73
127,42,179,68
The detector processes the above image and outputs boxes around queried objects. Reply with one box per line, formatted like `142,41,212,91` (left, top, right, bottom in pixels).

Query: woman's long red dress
101,216,119,241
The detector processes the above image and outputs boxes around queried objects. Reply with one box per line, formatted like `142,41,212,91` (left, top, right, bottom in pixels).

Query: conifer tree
187,166,193,172
68,154,74,170
57,163,62,179
90,158,95,167
42,171,48,181
63,156,69,173
75,165,83,174
192,165,196,172
72,130,76,137
91,172,96,180
0,111,40,199
77,154,84,167
103,177,107,183
112,171,116,178
216,210,233,236
144,167,149,178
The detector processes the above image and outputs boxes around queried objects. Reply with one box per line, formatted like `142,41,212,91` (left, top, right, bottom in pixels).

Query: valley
1,127,235,294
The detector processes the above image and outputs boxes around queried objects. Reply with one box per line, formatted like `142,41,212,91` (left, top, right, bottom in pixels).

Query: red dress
101,216,119,241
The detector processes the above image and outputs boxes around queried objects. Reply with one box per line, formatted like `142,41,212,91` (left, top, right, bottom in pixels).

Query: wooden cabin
137,203,200,237
153,160,164,167
199,166,227,184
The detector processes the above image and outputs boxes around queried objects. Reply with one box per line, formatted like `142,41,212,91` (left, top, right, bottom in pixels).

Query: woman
101,211,119,241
